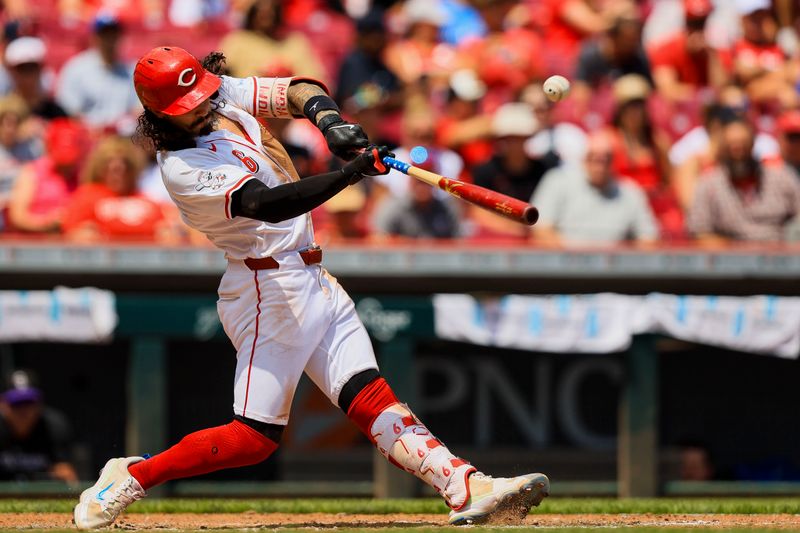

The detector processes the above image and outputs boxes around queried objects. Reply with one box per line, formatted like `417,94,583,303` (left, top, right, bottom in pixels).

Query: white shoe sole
449,473,550,526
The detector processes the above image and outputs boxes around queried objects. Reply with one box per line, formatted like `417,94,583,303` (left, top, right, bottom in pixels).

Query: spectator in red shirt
608,75,670,194
435,69,494,169
607,74,684,239
538,0,616,76
776,110,800,178
648,0,727,103
456,0,545,111
61,136,173,242
726,0,797,107
6,118,86,234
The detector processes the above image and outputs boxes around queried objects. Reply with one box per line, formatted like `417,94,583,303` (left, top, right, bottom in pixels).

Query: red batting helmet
133,46,221,116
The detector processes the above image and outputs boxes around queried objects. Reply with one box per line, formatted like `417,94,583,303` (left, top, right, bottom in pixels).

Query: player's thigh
304,272,378,407
219,267,328,424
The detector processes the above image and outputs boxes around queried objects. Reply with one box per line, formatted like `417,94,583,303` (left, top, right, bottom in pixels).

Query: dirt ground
0,513,799,529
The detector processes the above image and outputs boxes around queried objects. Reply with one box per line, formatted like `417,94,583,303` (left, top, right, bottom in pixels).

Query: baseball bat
382,156,539,226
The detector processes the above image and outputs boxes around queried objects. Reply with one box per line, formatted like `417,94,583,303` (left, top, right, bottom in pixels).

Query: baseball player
73,46,549,529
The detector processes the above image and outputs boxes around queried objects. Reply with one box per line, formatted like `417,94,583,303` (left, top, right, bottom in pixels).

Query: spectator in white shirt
531,131,658,247
55,14,141,132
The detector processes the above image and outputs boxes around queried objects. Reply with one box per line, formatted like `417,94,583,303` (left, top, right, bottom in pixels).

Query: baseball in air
410,145,429,164
543,75,571,102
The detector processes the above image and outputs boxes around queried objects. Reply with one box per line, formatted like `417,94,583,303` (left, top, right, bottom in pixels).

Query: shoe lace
470,471,493,482
101,478,142,519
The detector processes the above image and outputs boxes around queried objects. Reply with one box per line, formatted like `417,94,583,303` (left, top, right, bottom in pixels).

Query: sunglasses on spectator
11,62,41,73
586,152,613,163
686,17,707,31
785,132,800,142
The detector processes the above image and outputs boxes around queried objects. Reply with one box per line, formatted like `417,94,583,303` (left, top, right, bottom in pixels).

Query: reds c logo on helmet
177,68,197,87
133,46,221,116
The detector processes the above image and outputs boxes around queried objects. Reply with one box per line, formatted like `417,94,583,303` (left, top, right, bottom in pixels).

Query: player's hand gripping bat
382,156,539,225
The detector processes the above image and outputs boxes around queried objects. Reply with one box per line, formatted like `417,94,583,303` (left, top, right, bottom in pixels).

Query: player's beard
192,112,218,136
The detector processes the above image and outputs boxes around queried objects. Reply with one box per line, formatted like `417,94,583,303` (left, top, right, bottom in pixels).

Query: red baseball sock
346,377,399,438
128,420,278,490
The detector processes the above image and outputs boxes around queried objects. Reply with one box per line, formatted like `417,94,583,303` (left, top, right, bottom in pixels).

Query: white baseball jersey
156,74,379,425
158,75,314,259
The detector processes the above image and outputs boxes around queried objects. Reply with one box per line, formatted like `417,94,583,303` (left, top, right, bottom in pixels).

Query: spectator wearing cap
608,74,685,238
314,186,369,243
687,117,800,243
335,9,400,103
4,37,67,121
607,75,670,192
531,130,658,246
776,110,800,177
384,0,457,88
6,118,87,233
0,370,77,482
55,14,141,131
648,0,727,103
470,102,548,240
722,0,797,107
219,0,325,81
435,69,494,168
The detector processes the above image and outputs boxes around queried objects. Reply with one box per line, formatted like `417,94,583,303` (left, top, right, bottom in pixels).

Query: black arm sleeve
230,170,352,223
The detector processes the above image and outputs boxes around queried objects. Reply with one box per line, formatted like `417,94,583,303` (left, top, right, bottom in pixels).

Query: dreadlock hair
135,52,229,153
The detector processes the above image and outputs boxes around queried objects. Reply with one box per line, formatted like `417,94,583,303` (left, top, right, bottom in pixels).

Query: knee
339,368,381,412
234,415,285,444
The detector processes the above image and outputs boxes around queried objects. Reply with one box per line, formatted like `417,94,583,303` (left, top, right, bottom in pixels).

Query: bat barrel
381,155,539,226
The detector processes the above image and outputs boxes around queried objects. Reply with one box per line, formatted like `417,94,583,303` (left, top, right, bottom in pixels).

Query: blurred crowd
2,0,800,247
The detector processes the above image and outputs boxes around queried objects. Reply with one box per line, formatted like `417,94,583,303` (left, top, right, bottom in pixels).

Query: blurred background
0,0,799,500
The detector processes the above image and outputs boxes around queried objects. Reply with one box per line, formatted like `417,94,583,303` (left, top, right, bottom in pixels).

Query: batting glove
318,114,370,161
341,145,394,184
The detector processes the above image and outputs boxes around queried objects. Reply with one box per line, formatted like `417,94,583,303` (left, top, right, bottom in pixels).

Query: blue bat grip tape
383,157,410,174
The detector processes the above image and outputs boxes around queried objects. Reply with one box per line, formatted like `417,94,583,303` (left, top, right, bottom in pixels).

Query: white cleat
448,471,549,526
73,457,146,530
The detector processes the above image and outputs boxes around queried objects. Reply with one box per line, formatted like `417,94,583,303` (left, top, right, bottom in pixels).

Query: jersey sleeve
217,75,330,119
161,150,256,220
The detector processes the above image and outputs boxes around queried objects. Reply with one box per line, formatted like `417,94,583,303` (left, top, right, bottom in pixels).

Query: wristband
304,95,340,124
316,112,345,133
